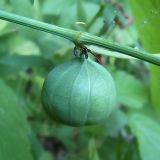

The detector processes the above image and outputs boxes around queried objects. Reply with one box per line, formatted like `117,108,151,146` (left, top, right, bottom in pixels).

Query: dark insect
73,46,100,63
80,47,88,59
73,46,79,57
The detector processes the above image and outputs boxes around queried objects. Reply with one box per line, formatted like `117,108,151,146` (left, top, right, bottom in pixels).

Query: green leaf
37,33,70,57
113,71,148,108
129,0,160,113
84,108,127,137
58,4,77,27
7,36,40,55
0,55,52,67
10,0,34,17
88,139,100,160
99,135,140,160
88,45,136,59
84,2,99,22
0,0,6,10
51,127,76,151
0,79,33,160
150,65,160,112
33,0,42,20
109,25,138,46
0,19,7,31
105,108,128,136
0,19,13,38
103,4,116,27
99,138,117,160
77,0,86,22
129,114,160,160
0,55,52,76
129,0,160,53
10,0,39,38
42,0,74,16
29,131,53,160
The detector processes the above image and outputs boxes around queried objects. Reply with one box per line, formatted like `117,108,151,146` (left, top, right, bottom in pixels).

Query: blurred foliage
0,80,33,160
0,0,159,160
129,114,160,160
129,0,160,114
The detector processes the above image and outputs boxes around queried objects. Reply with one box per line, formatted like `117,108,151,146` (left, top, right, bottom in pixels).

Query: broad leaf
7,36,40,55
42,0,74,16
0,55,52,76
113,71,148,108
10,0,33,17
0,55,52,67
105,108,128,136
129,114,160,160
84,108,127,137
129,0,160,113
0,79,33,160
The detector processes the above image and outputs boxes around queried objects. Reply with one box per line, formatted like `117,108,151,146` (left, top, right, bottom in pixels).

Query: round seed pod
42,58,116,126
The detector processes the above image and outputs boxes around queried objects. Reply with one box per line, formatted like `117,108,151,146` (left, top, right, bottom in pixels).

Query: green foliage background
0,0,160,160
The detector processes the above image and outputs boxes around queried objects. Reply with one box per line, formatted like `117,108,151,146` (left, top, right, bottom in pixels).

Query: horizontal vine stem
0,10,160,66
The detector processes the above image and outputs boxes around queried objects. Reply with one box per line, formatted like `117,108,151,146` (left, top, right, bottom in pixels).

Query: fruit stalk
0,10,160,66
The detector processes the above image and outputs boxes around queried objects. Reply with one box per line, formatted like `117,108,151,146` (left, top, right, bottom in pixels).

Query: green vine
0,10,160,66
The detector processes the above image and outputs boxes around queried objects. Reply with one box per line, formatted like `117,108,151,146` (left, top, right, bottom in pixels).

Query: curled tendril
73,46,100,63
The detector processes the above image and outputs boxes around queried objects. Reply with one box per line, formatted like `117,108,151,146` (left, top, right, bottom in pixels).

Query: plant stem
0,10,160,66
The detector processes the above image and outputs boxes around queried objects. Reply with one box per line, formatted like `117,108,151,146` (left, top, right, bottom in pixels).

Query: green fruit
42,58,116,126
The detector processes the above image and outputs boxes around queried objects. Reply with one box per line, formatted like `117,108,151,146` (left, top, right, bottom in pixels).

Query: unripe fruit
42,58,116,126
